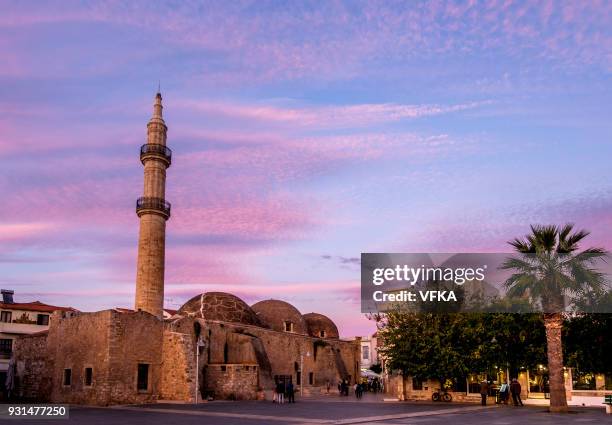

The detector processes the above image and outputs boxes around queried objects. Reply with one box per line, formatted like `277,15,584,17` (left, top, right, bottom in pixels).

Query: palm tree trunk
544,312,568,412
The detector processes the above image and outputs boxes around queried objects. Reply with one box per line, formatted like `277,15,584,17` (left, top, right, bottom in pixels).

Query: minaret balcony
136,197,171,220
140,143,172,167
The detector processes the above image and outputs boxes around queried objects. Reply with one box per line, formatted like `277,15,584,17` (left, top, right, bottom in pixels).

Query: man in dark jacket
287,382,295,403
510,378,523,406
480,380,489,406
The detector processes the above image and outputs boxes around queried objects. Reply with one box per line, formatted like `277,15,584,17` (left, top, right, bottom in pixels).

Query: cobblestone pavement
8,399,611,425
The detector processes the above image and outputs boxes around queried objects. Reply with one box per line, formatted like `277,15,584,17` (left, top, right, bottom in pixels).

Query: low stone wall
204,364,259,400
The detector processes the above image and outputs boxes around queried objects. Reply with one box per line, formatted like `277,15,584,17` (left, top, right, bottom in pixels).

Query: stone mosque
13,93,360,405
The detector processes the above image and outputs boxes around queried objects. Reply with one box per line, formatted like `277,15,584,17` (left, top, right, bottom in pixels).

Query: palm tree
502,224,607,412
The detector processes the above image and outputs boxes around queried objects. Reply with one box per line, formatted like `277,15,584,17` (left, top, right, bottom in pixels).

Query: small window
137,364,149,391
220,365,227,372
0,311,12,323
284,321,294,332
308,372,314,385
0,339,13,354
63,369,72,386
37,314,49,326
84,368,93,386
362,346,370,360
320,330,326,338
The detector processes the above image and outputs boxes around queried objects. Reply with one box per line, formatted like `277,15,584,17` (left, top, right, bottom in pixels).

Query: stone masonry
135,92,170,318
160,331,195,401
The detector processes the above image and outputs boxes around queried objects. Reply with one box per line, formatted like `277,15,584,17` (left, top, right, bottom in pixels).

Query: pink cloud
174,98,490,129
0,222,56,242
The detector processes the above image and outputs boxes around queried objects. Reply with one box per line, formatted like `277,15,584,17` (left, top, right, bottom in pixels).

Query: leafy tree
376,311,547,392
462,313,546,376
377,312,470,390
564,314,612,376
502,224,608,412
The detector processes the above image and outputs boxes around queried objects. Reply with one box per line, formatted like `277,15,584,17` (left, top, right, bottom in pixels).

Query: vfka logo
419,290,457,302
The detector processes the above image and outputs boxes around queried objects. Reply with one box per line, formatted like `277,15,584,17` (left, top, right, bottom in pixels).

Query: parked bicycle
431,388,452,402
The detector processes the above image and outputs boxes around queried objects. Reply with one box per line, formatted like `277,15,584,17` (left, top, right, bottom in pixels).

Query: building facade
0,289,74,398
12,93,359,405
355,334,379,371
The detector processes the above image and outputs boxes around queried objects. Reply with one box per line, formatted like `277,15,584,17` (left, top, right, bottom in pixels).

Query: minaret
135,92,172,318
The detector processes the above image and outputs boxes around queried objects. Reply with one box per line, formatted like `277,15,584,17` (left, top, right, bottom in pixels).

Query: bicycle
431,388,452,402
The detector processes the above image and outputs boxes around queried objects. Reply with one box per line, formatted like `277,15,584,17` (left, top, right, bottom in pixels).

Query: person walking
510,378,523,406
326,380,331,394
480,380,489,406
287,382,295,403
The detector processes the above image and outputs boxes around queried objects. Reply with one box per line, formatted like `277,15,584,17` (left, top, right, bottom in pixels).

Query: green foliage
564,314,612,375
502,224,608,311
376,311,546,384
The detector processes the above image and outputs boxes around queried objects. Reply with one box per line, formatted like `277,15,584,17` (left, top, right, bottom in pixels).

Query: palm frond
504,224,610,313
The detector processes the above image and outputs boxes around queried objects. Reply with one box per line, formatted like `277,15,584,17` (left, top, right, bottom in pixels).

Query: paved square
9,398,612,425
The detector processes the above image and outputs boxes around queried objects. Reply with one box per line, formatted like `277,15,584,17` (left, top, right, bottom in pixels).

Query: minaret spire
152,91,163,121
134,91,172,318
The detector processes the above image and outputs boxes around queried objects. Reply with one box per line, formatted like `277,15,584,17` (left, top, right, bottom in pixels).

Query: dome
178,292,262,326
251,299,307,334
303,312,339,339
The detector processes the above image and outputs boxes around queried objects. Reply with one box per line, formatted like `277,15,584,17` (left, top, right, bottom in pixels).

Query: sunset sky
1,1,611,336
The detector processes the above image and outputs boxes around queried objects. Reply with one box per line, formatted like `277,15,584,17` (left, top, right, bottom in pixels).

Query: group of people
273,381,295,404
352,378,382,399
480,378,524,406
274,376,382,402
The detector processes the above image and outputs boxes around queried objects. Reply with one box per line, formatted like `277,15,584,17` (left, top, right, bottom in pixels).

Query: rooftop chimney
1,289,14,304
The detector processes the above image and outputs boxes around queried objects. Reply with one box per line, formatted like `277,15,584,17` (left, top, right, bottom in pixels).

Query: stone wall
160,331,195,402
14,333,51,401
167,317,360,397
15,311,358,405
48,310,113,405
15,309,165,405
204,364,259,400
104,310,163,405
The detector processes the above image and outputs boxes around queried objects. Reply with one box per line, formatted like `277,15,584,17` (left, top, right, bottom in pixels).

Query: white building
350,333,379,371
